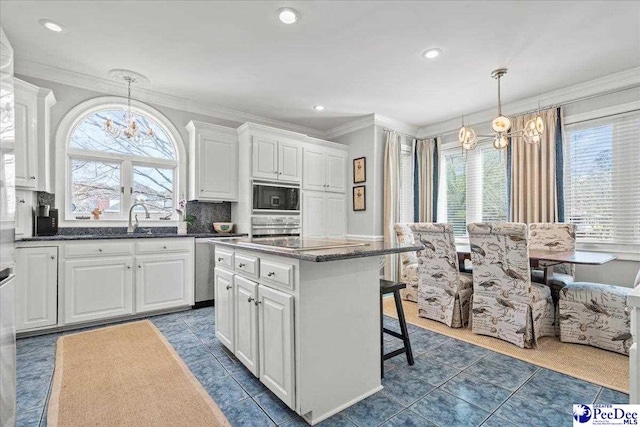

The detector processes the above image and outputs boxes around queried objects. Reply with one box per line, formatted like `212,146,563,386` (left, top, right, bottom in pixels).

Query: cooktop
238,237,368,251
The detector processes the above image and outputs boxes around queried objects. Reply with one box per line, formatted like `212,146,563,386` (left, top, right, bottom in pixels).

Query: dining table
455,245,618,286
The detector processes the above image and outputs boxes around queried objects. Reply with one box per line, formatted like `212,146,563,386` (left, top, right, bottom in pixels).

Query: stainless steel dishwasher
195,239,215,305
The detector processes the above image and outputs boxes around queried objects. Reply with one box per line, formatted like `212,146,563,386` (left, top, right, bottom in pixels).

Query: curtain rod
426,83,640,139
382,127,417,139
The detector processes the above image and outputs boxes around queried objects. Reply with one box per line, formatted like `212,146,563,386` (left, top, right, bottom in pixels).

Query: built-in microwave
252,182,300,212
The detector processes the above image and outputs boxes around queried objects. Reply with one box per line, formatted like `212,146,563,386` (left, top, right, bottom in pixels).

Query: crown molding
15,56,326,138
374,114,419,137
323,114,375,140
416,66,640,138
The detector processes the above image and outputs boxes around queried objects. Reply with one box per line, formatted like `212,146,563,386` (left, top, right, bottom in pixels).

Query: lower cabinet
258,284,295,409
234,275,259,376
64,256,134,324
135,253,193,313
15,247,57,332
214,268,235,350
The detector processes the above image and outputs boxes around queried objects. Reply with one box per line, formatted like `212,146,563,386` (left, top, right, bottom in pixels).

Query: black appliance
35,206,58,236
252,183,300,212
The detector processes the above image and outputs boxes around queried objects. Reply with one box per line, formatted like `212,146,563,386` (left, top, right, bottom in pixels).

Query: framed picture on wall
353,157,366,183
353,185,366,211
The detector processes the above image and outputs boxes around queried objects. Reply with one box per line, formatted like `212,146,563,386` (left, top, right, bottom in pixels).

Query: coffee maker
34,205,58,236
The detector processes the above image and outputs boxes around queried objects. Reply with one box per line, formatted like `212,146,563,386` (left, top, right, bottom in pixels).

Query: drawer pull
254,300,262,306
127,266,131,269
163,245,167,249
267,271,275,277
98,248,103,252
226,285,232,290
138,265,142,269
30,176,36,180
19,199,25,203
238,263,245,268
248,297,255,303
51,256,55,260
217,257,223,262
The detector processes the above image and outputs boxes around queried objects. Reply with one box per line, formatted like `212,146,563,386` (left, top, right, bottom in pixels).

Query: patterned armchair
467,222,555,348
394,223,420,302
409,223,473,328
528,223,576,293
559,282,632,355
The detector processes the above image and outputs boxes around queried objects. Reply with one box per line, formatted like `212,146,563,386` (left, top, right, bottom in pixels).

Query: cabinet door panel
234,276,259,376
198,133,238,201
258,285,295,409
302,191,325,238
64,257,134,324
278,141,301,182
135,253,193,313
15,247,57,331
214,268,235,351
325,152,346,193
302,148,325,191
252,138,278,180
325,194,347,239
14,190,33,239
14,91,37,189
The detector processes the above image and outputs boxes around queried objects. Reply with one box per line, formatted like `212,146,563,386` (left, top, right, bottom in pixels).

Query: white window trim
55,96,187,228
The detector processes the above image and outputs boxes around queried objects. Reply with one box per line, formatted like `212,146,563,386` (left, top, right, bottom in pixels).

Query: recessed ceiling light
313,105,325,111
422,48,442,59
38,19,65,33
277,7,299,24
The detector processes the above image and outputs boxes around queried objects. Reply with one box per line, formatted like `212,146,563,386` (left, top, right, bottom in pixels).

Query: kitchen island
210,237,422,425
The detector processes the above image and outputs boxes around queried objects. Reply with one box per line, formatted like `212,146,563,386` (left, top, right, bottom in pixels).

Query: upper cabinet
187,121,238,202
302,146,346,193
252,137,301,183
14,79,56,192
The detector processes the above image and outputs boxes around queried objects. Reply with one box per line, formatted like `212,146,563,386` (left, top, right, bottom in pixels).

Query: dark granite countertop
209,238,423,262
19,233,247,242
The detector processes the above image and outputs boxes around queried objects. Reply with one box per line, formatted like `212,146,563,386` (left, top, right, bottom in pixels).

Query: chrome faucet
128,201,151,233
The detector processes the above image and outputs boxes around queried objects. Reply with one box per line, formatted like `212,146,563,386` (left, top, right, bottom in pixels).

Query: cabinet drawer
65,242,133,258
234,254,259,278
260,260,294,290
215,248,234,269
136,239,192,254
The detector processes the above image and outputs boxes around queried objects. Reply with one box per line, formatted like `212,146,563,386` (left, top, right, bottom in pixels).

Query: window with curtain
437,143,507,237
399,143,414,222
564,111,640,248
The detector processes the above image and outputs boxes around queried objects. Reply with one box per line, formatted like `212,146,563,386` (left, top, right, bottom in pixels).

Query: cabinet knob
247,297,255,303
30,176,36,180
138,265,142,269
217,257,223,262
163,245,167,249
238,263,245,268
98,248,103,252
201,189,204,192
127,266,131,269
226,285,232,290
19,199,25,203
254,300,262,306
267,271,275,277
50,256,55,260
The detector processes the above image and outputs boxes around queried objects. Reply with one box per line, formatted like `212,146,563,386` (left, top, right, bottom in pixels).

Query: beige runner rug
48,320,230,427
384,298,629,393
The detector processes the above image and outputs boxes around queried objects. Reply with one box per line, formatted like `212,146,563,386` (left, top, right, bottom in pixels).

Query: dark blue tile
16,377,51,413
217,352,246,374
382,368,436,406
392,354,464,386
409,333,449,354
409,389,489,427
481,414,518,427
16,407,43,427
281,413,356,427
222,397,275,426
188,357,228,383
16,334,59,357
596,388,628,404
166,332,202,352
231,368,269,396
423,340,489,369
17,356,54,383
254,390,297,424
441,371,512,412
342,391,404,427
494,393,570,427
154,321,190,338
463,352,538,391
198,374,249,409
177,343,216,366
514,369,600,412
150,312,184,327
380,409,437,427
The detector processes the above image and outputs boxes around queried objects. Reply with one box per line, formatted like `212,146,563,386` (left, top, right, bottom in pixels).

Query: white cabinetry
187,121,238,201
234,275,259,376
15,190,34,239
258,284,295,409
302,192,347,239
14,79,56,192
214,267,234,350
302,147,346,193
135,253,193,313
252,137,301,183
15,247,57,332
64,256,134,324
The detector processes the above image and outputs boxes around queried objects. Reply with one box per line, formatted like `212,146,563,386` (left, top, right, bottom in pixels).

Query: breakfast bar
210,237,422,425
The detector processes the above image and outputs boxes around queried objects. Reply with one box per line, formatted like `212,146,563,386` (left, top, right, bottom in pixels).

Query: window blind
564,111,640,246
399,144,414,222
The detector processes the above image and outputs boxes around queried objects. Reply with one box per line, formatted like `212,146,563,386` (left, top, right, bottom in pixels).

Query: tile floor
16,306,628,427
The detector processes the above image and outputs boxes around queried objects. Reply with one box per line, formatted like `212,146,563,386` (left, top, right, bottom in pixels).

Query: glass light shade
491,115,511,133
493,135,508,150
525,134,540,145
458,126,477,150
535,115,545,133
523,117,543,144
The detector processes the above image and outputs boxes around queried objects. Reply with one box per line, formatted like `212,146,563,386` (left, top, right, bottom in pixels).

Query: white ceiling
1,1,639,132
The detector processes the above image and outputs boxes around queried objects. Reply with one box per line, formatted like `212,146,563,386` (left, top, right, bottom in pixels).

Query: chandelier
103,69,156,142
459,68,544,151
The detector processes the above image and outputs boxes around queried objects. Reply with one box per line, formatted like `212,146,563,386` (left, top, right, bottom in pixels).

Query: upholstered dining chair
394,223,419,302
467,222,555,348
409,223,473,328
528,223,576,297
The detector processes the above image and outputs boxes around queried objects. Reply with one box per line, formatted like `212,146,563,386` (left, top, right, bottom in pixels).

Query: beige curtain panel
416,138,436,222
384,130,402,281
510,108,560,223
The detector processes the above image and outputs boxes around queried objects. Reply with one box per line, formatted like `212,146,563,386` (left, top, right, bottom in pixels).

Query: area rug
48,320,230,427
383,297,629,393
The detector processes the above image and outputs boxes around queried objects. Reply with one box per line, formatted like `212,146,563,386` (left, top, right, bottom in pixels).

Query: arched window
58,98,185,223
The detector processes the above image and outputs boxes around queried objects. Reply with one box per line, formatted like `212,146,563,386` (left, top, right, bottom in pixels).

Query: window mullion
122,160,133,219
